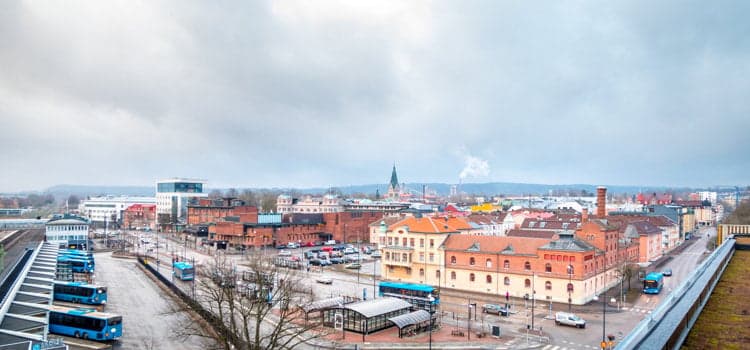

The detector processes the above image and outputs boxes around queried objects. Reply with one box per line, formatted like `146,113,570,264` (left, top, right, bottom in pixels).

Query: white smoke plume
459,154,490,179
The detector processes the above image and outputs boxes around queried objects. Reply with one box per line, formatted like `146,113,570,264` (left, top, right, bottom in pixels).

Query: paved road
539,226,716,349
92,252,211,350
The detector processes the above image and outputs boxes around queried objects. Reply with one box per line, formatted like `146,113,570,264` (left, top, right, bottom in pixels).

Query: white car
316,277,333,284
279,250,292,256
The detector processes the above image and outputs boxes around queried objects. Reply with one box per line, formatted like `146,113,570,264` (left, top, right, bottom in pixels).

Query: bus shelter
388,310,434,338
324,297,412,335
301,296,352,325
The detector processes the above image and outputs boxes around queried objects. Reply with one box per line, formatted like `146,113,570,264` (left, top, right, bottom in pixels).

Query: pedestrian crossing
541,341,601,350
622,306,653,314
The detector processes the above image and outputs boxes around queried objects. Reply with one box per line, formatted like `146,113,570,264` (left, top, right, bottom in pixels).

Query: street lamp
428,293,435,350
593,295,617,349
467,301,476,340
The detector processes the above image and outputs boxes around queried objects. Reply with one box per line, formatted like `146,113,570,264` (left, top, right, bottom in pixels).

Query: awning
344,297,412,318
388,310,431,329
301,297,345,314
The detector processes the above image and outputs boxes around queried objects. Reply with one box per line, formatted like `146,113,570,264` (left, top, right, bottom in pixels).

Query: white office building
45,215,89,247
156,178,208,224
79,196,156,225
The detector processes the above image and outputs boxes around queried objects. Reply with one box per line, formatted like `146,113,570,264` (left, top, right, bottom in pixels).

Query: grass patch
682,250,750,349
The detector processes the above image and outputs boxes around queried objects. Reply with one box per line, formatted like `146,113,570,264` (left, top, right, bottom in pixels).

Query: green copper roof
390,164,399,189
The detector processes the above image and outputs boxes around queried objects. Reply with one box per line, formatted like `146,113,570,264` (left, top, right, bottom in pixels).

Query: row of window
448,271,575,291
448,256,575,274
387,237,435,248
47,225,88,232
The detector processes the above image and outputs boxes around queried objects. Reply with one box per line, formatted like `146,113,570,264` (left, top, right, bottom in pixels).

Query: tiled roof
368,216,403,227
506,229,558,239
538,232,598,252
520,219,580,230
388,216,462,234
466,213,508,224
442,234,550,255
645,215,677,226
630,221,661,235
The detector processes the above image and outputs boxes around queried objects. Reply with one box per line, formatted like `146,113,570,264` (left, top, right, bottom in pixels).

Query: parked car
309,259,322,266
329,257,344,264
662,268,673,276
482,304,509,316
363,247,373,254
343,247,357,255
317,252,329,259
286,242,299,249
555,312,586,328
324,240,336,245
304,241,315,247
344,255,362,263
370,251,382,259
345,263,362,269
319,259,332,266
316,277,333,284
279,250,292,257
276,244,287,249
304,252,316,260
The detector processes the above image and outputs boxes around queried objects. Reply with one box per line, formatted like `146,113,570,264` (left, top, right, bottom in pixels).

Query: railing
617,237,735,349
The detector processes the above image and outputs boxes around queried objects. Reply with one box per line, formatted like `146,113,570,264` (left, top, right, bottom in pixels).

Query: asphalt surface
92,252,211,350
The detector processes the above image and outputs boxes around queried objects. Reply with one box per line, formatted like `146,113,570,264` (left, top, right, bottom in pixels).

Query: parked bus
48,305,122,341
643,272,664,294
378,281,440,311
57,256,95,273
173,261,195,281
60,250,94,260
53,281,108,305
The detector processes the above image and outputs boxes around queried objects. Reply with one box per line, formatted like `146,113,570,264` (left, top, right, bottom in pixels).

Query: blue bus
48,305,122,341
60,249,94,259
53,281,108,305
643,272,664,294
173,261,195,281
378,281,440,311
57,256,95,273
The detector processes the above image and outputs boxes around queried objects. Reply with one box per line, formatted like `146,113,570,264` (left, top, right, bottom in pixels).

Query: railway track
0,229,45,281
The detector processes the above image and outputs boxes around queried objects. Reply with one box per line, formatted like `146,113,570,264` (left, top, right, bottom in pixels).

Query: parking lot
92,252,211,349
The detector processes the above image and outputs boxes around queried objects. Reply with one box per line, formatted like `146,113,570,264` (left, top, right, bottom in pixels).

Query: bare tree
181,252,331,350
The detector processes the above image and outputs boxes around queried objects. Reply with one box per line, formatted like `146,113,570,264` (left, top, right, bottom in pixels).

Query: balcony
382,246,414,267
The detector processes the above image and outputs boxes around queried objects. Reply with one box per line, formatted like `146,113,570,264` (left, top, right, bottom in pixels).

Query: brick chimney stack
596,186,607,218
581,208,589,223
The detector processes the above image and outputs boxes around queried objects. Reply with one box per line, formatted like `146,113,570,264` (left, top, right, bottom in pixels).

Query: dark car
309,259,322,266
662,268,673,276
304,252,316,260
329,257,344,264
276,244,287,249
482,304,509,316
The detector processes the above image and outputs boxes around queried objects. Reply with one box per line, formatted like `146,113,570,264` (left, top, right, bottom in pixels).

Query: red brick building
187,198,258,226
122,204,156,231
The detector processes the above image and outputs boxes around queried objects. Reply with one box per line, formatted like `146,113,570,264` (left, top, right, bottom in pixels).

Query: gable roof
538,232,598,252
442,234,550,256
506,229,558,239
388,216,460,234
629,221,661,236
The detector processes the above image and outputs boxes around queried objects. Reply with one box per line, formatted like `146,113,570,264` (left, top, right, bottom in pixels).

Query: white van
555,312,586,328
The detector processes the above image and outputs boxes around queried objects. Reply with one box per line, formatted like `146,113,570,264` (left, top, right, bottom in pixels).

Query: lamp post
567,264,573,312
531,273,536,331
428,294,435,350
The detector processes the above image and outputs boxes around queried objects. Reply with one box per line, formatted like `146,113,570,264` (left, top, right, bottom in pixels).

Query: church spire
389,163,399,190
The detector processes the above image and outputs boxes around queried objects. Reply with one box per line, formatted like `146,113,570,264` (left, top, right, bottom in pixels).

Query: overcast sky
2,1,749,192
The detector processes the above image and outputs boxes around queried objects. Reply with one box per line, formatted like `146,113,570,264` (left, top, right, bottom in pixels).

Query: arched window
524,261,531,270
486,275,492,283
451,256,457,264
545,281,552,290
545,263,552,273
524,279,531,288
567,283,574,292
470,273,475,282
469,257,476,266
451,271,456,280
486,259,492,268
419,268,424,276
504,260,510,269
504,277,510,285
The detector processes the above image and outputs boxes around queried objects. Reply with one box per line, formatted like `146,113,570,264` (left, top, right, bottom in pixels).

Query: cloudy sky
2,1,749,192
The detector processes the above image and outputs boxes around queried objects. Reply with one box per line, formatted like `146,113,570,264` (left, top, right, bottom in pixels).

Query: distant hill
42,182,692,199
45,185,154,199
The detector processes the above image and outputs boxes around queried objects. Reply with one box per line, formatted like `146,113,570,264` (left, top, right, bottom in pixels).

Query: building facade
122,204,156,231
79,196,156,226
45,214,89,247
156,178,208,230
